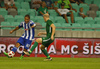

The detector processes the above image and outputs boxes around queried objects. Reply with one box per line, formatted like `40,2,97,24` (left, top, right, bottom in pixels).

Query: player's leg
4,37,24,57
40,45,52,61
20,39,32,59
12,43,20,52
24,38,42,56
29,38,42,53
41,37,54,61
4,43,20,57
11,37,25,53
20,49,27,59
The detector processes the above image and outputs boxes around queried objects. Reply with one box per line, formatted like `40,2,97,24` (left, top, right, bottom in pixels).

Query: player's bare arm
51,24,56,40
10,26,19,34
38,32,47,36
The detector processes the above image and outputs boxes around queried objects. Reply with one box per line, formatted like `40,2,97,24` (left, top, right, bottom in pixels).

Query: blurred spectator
4,0,17,10
0,0,2,8
0,0,2,3
77,0,84,3
0,0,6,9
52,0,60,15
42,0,53,9
79,7,88,18
53,0,59,9
38,1,48,16
70,0,84,5
57,3,74,23
31,0,42,10
58,0,77,12
0,4,1,8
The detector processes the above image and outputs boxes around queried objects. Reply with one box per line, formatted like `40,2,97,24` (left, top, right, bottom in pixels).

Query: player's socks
29,50,32,54
42,49,50,58
11,47,18,53
4,52,10,58
4,52,8,56
29,42,38,54
47,56,50,58
20,55,23,59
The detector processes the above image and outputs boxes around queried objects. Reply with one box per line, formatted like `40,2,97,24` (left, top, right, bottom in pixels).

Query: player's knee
36,39,39,43
15,43,20,48
40,45,45,50
36,38,42,43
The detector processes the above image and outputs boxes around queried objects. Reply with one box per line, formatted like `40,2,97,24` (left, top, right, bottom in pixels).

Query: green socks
20,55,23,59
29,41,50,58
42,49,50,58
29,41,38,54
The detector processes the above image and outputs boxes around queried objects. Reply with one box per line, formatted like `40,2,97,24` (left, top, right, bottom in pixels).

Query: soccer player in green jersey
24,13,56,61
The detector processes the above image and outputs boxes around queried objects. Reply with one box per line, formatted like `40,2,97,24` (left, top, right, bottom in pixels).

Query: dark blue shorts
17,37,32,49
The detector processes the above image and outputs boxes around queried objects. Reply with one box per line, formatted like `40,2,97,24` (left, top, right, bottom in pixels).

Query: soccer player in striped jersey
24,13,56,61
4,15,36,59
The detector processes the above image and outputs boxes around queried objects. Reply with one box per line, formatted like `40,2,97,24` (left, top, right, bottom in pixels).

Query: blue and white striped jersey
18,20,35,40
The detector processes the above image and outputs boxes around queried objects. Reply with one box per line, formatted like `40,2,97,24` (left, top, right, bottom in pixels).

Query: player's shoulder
30,20,35,23
20,21,24,24
47,19,53,23
19,21,24,26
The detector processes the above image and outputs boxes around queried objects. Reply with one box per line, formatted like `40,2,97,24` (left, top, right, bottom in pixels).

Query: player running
24,13,56,61
4,15,36,59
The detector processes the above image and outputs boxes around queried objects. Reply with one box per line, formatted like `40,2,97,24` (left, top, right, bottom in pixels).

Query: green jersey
46,19,54,37
38,7,48,16
42,19,55,47
58,0,71,8
54,3,59,8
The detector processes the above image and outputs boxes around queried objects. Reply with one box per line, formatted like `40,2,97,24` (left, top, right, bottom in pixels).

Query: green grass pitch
0,57,100,69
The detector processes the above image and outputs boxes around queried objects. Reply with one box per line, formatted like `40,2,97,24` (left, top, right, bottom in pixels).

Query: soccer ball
8,51,15,58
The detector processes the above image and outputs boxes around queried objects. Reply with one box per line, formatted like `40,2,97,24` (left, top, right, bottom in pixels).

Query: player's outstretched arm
10,26,19,34
38,32,47,36
51,24,56,40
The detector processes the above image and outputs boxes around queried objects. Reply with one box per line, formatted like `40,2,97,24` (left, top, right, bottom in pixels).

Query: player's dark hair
25,15,30,19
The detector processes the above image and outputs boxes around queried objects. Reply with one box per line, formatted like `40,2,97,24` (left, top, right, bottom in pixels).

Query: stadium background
0,0,100,69
0,0,100,57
